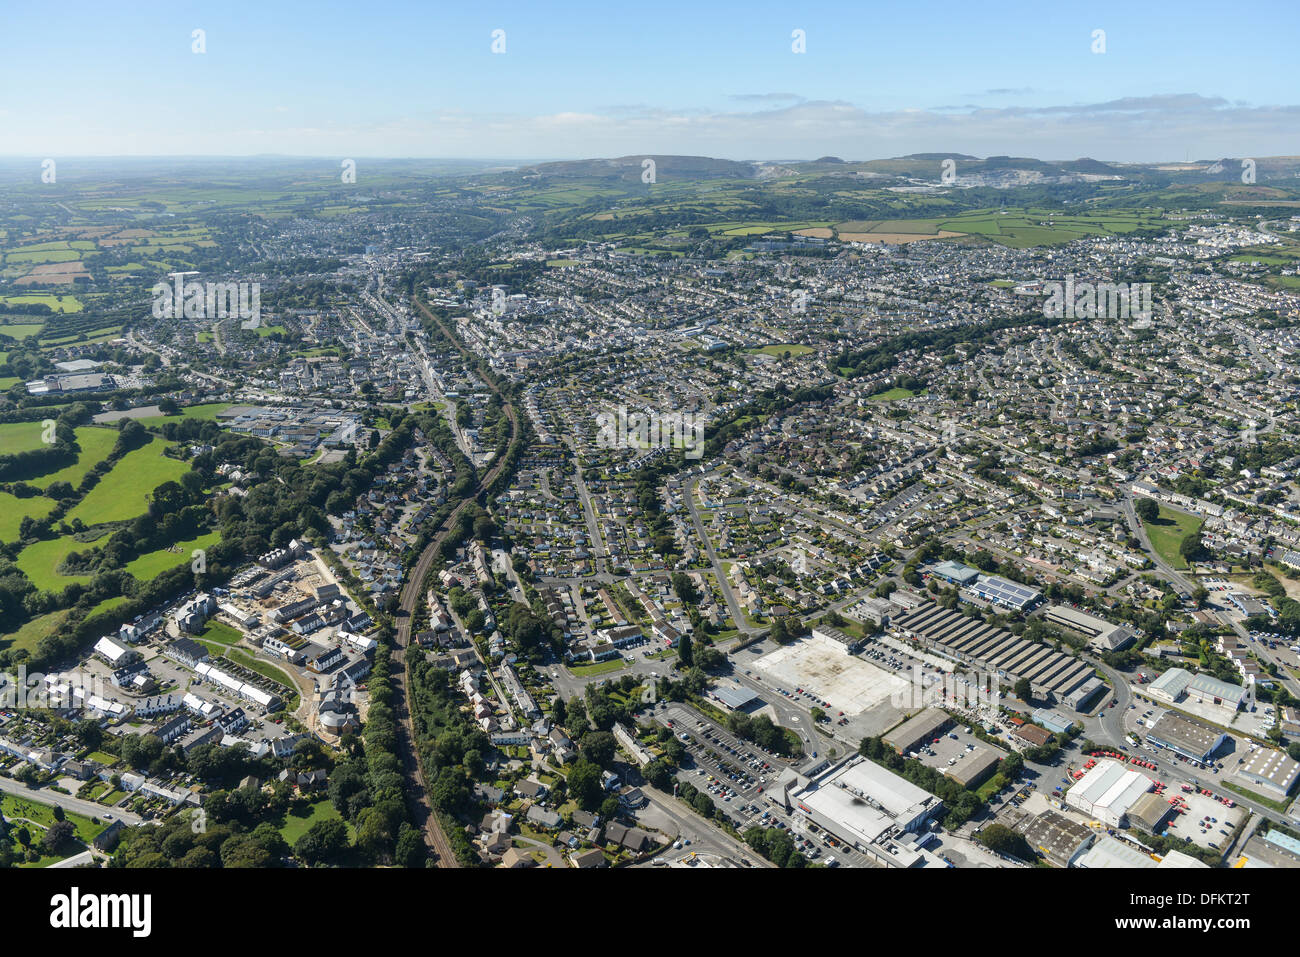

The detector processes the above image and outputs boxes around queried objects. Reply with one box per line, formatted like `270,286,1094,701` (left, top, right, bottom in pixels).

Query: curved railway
389,296,520,866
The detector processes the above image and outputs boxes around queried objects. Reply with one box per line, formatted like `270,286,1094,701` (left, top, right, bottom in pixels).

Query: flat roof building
1234,747,1300,799
1127,790,1175,834
1042,604,1135,652
1021,810,1094,868
946,747,1001,789
1065,759,1153,828
1072,834,1156,868
1146,712,1227,763
882,708,951,755
786,756,943,853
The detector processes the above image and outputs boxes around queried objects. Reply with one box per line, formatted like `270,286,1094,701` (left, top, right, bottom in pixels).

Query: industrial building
1148,667,1193,704
1072,836,1208,869
1145,711,1226,763
1031,708,1076,735
882,707,951,755
945,746,1002,788
1021,810,1095,867
1042,604,1135,652
771,756,944,865
1065,759,1153,828
1127,790,1176,834
1233,746,1300,800
892,601,1104,708
810,625,861,654
928,561,1042,611
1148,667,1253,716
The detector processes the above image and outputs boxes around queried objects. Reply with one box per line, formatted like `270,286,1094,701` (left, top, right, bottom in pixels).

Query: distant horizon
1,151,1297,166
3,0,1298,161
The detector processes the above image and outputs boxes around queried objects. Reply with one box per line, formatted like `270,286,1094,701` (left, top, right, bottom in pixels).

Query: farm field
15,535,99,592
32,427,119,489
65,437,188,526
0,420,54,454
0,490,57,543
0,608,70,656
123,530,222,581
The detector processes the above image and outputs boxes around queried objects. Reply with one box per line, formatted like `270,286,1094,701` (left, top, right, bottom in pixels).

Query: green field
0,421,53,454
746,344,815,358
65,437,188,526
198,619,243,646
275,798,351,846
0,293,83,313
123,530,222,580
15,536,98,592
0,490,57,543
868,386,923,402
568,658,626,677
1142,504,1203,571
0,324,43,340
32,427,119,490
0,607,70,655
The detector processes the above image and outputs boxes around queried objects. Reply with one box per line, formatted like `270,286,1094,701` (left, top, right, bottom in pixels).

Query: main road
388,295,520,867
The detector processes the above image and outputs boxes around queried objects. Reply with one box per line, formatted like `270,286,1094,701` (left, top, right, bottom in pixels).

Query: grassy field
1142,504,1203,570
198,620,243,646
275,798,350,846
0,421,54,454
0,607,70,656
65,437,188,526
0,490,56,543
123,530,222,580
568,658,627,678
868,386,923,401
747,344,815,358
32,426,119,490
15,536,98,592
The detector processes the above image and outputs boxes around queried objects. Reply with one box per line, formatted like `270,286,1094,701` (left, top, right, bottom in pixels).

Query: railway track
390,296,520,867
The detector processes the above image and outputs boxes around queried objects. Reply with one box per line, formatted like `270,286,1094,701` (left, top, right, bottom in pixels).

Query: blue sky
2,0,1298,161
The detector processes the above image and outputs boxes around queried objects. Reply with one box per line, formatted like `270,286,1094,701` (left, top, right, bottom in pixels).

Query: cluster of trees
407,654,493,866
727,712,802,757
743,825,809,867
835,312,1063,381
974,823,1035,861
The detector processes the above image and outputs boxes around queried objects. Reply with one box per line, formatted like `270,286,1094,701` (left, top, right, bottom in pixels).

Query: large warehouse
1065,759,1153,828
1146,712,1227,763
773,756,943,851
892,601,1104,708
1042,604,1135,652
882,707,952,755
1233,746,1300,800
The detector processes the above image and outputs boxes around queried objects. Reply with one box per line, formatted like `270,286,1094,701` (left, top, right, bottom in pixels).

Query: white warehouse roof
1066,759,1151,820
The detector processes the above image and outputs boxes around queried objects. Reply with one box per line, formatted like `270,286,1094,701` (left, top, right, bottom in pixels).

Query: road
0,776,143,826
387,294,521,867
